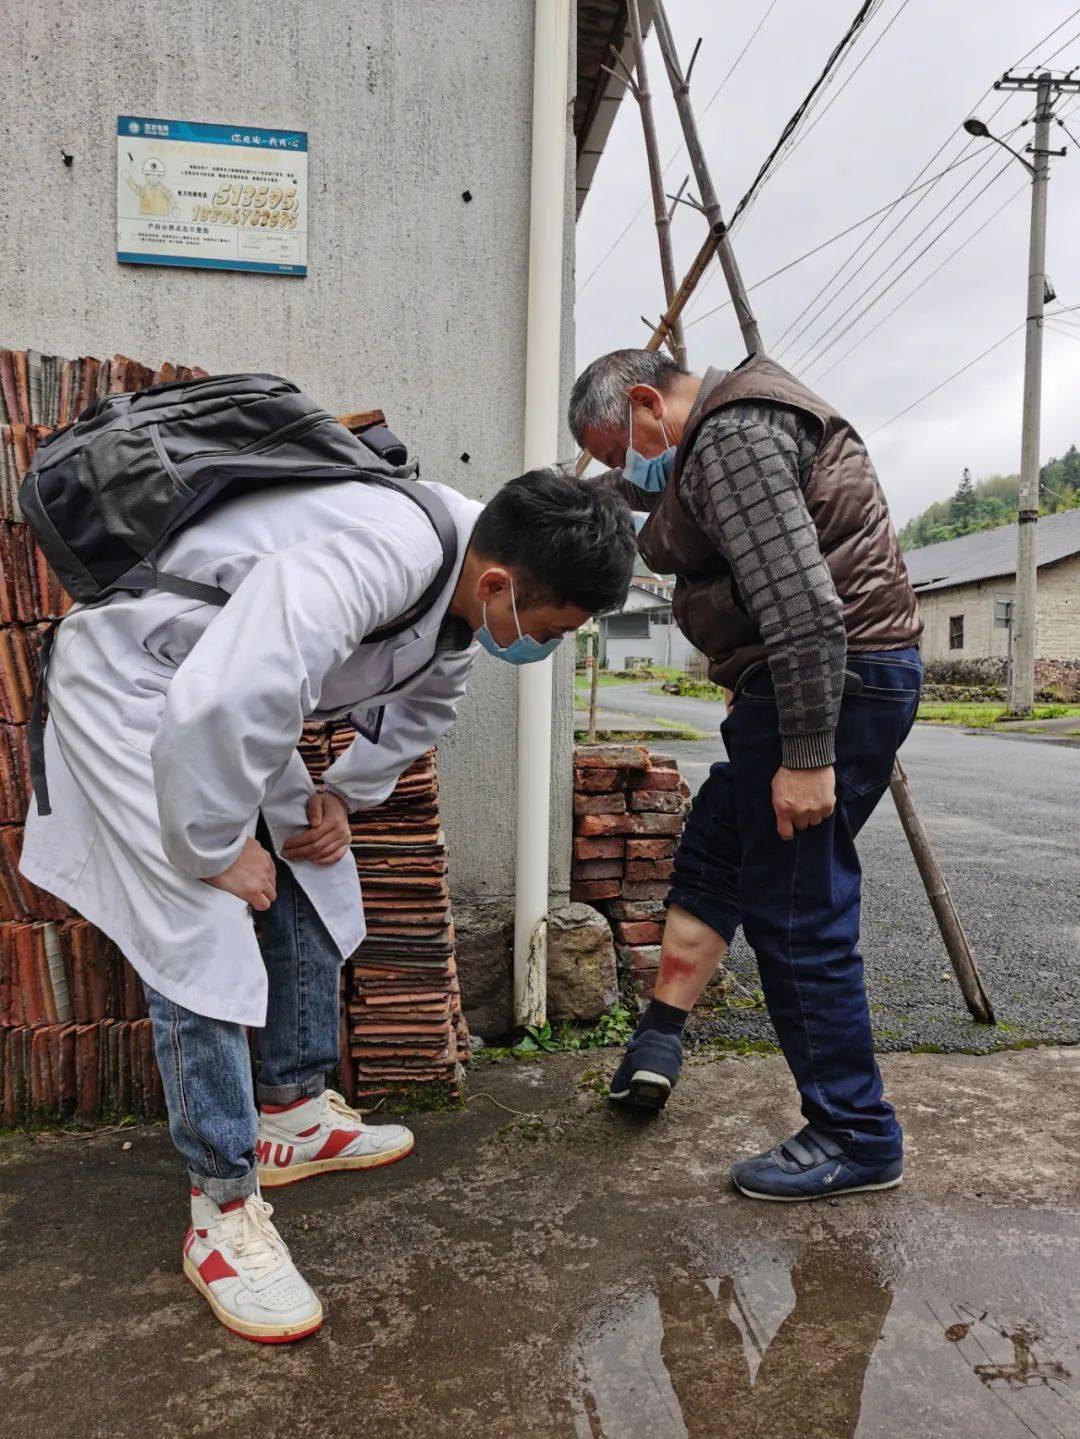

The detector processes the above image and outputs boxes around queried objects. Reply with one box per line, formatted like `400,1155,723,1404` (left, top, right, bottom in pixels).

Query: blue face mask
477,575,562,665
624,404,676,493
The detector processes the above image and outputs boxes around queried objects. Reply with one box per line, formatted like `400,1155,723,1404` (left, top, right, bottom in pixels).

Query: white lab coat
20,478,482,1026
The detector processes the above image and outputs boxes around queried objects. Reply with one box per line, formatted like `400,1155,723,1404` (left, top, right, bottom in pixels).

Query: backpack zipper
238,410,333,454
178,409,333,464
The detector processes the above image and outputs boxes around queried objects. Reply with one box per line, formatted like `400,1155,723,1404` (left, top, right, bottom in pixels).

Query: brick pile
571,744,691,997
0,345,467,1122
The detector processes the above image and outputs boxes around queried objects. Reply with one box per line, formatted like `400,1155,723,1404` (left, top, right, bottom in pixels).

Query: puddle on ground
569,1251,1079,1439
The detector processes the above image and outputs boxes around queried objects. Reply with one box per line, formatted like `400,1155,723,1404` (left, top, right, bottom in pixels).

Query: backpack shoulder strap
147,472,459,641
361,475,459,644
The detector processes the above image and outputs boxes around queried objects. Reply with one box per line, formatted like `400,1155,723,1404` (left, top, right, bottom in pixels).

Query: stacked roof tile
299,728,467,1100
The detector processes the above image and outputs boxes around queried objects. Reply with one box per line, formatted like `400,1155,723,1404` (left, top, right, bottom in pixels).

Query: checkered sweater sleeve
680,403,847,769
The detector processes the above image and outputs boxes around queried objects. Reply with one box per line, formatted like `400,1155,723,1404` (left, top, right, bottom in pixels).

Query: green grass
574,665,684,691
574,672,638,691
917,701,1080,728
574,723,704,743
649,677,726,701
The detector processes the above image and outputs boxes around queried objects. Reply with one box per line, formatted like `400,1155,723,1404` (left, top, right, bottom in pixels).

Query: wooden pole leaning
889,759,995,1023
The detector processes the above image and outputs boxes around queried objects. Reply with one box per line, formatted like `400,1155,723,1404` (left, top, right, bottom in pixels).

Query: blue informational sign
116,116,309,276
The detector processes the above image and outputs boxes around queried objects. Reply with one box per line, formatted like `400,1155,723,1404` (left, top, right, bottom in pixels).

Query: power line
867,322,1025,437
683,0,918,321
683,148,1000,329
575,0,780,298
791,148,1020,370
770,9,1080,354
1019,6,1080,64
728,0,885,229
773,105,1025,360
1044,321,1080,344
1038,24,1080,65
809,181,1028,382
767,0,914,180
750,0,892,189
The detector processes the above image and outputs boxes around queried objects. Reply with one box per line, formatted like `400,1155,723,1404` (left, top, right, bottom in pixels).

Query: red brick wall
571,744,691,997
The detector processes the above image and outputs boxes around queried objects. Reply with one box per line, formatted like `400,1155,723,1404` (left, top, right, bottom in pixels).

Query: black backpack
20,372,459,813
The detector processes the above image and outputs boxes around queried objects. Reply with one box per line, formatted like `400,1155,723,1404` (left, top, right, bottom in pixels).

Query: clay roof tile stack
301,727,467,1102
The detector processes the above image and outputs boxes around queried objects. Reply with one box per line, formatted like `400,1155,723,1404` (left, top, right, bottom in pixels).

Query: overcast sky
574,0,1080,525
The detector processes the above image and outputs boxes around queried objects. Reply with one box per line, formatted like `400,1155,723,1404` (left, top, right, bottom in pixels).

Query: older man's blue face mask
624,402,676,493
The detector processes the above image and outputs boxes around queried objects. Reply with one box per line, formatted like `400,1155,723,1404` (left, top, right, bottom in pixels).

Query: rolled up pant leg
144,982,259,1204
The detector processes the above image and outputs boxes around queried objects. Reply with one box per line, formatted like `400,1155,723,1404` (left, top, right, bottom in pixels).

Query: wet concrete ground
2,1045,1079,1438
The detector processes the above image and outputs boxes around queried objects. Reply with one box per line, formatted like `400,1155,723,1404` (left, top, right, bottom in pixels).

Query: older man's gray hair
568,349,689,445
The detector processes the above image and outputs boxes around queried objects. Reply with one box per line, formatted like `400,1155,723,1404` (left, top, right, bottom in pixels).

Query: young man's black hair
472,469,635,615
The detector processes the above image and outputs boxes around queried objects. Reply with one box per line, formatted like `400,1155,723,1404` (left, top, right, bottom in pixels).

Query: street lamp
962,116,1037,175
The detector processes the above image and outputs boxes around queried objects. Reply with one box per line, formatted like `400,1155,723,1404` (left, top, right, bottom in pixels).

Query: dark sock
636,997,690,1038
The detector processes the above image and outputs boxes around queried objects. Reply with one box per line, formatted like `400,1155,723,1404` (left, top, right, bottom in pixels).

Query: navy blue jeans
668,649,922,1164
144,848,343,1203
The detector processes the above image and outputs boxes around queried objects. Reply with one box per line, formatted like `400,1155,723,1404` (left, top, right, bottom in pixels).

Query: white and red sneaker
256,1087,414,1189
182,1188,323,1344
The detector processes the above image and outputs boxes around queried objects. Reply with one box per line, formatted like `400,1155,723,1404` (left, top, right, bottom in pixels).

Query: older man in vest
569,349,922,1202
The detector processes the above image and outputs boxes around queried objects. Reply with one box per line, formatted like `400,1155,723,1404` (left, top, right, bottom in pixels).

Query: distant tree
1040,446,1080,512
950,468,979,531
899,443,1080,550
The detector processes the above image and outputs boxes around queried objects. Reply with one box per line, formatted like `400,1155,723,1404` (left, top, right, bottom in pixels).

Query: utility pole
1007,71,1051,716
984,70,1078,714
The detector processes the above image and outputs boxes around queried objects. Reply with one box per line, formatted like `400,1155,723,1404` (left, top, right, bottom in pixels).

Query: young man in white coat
21,467,634,1343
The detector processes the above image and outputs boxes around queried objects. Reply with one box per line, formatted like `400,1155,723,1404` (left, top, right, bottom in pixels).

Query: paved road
591,680,727,735
616,684,1080,1053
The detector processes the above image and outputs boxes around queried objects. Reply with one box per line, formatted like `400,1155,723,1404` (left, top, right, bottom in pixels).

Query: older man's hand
771,765,836,842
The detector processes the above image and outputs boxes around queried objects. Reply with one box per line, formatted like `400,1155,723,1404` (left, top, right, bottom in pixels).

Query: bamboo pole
889,759,995,1023
650,0,762,357
626,0,687,367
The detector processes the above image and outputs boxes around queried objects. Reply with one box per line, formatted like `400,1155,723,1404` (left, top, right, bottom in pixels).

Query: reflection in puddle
571,1253,1077,1439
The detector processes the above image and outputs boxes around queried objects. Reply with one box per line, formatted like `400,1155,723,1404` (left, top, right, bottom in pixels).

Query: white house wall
0,0,577,913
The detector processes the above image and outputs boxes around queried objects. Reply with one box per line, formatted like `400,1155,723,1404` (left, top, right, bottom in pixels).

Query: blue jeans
144,844,343,1203
668,649,922,1164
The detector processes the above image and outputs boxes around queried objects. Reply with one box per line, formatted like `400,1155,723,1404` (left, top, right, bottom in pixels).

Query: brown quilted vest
637,355,921,688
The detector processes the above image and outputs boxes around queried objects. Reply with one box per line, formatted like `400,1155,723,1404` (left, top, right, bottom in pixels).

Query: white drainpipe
513,0,571,1028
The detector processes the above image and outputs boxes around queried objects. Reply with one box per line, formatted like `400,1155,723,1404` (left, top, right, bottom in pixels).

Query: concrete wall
1035,556,1080,661
604,625,695,672
0,1,577,920
916,555,1080,663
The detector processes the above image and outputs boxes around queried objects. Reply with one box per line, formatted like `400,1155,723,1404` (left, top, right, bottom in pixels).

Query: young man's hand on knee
202,837,277,910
